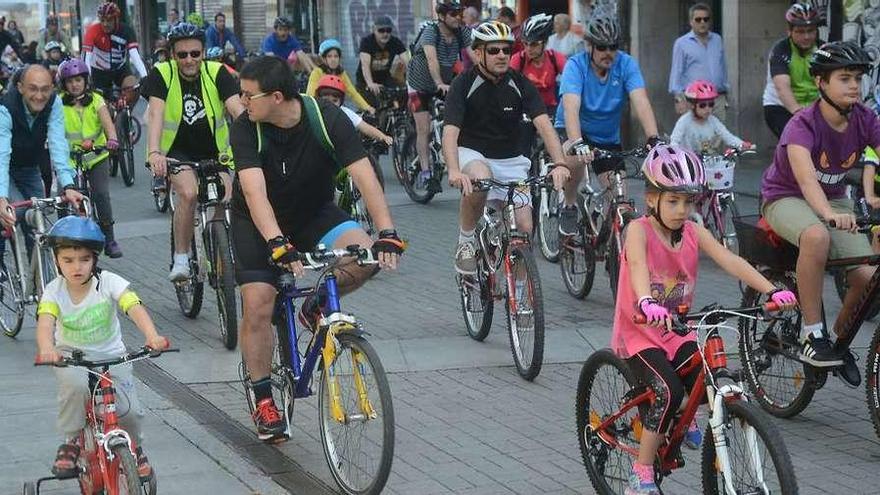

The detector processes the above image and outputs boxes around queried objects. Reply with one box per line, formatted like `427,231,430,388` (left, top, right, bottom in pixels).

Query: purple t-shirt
761,102,880,203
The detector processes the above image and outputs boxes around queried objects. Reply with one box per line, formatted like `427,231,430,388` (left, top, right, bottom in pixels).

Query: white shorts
459,147,532,206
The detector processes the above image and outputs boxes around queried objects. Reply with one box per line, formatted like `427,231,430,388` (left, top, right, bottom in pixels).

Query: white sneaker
168,261,191,282
454,241,478,275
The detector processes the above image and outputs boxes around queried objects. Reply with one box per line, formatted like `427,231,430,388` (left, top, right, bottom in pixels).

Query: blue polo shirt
261,33,302,60
554,50,645,145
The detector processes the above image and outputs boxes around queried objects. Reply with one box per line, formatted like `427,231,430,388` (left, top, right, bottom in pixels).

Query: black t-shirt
356,35,406,87
230,99,367,231
444,67,546,159
142,63,239,160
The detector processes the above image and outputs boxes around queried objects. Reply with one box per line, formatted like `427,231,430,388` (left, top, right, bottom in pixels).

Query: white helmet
522,14,554,43
471,21,514,48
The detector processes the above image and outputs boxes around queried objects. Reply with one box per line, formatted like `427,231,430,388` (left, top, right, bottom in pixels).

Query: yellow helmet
471,21,514,48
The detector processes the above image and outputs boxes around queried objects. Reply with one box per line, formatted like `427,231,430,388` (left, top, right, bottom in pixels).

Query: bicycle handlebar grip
633,314,647,325
763,301,780,313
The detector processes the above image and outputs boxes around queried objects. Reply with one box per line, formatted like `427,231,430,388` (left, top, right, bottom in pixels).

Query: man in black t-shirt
231,56,404,442
444,21,571,275
144,23,243,281
357,16,409,104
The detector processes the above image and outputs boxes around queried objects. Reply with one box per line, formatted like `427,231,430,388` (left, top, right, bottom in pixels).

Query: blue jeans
1,166,47,256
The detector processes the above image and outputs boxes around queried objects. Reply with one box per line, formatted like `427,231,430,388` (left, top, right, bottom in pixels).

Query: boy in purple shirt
760,41,880,384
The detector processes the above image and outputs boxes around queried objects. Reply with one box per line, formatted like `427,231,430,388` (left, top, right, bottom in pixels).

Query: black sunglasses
694,16,711,23
593,43,619,52
176,50,202,59
485,46,512,56
377,28,392,34
697,101,715,108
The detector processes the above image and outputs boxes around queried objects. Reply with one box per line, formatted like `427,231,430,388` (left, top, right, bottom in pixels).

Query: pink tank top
611,216,699,360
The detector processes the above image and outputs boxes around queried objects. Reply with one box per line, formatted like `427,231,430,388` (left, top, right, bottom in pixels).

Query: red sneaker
252,398,286,441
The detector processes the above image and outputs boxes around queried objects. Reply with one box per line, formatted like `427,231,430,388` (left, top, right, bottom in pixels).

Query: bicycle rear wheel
130,115,142,146
319,332,394,495
606,233,622,299
120,129,136,187
35,246,57,299
170,224,204,318
576,349,640,495
700,400,798,495
1,231,25,338
865,326,880,441
109,445,141,494
738,276,818,418
399,134,436,204
560,227,596,299
505,245,544,380
536,186,562,262
210,221,238,350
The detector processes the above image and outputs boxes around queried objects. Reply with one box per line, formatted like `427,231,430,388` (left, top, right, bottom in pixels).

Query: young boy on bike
57,58,123,258
618,145,797,495
670,80,752,155
35,216,168,481
761,41,880,385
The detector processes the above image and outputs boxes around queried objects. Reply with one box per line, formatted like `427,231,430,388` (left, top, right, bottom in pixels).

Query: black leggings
764,105,793,139
626,341,701,434
86,158,114,228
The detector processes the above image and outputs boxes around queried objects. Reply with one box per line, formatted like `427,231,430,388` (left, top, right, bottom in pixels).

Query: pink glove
768,289,797,308
638,297,671,327
106,139,119,151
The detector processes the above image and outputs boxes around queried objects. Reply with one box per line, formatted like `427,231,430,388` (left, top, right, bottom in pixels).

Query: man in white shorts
442,21,575,274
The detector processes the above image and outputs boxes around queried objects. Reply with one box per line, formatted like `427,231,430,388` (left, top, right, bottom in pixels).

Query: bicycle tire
536,187,561,262
170,224,204,318
700,400,799,495
560,226,596,299
130,115,142,146
865,325,880,441
211,221,238,350
36,246,57,299
21,482,36,495
319,332,394,495
391,122,410,185
576,348,641,495
351,179,376,236
738,275,819,418
1,230,26,338
119,117,135,187
109,444,141,494
109,155,119,177
607,233,622,299
457,257,494,341
505,245,545,380
400,134,436,204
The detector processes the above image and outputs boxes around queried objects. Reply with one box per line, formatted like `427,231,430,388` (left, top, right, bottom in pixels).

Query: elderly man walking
668,3,730,122
546,14,582,57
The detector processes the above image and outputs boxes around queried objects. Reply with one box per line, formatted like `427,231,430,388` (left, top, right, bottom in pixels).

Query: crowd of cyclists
6,0,880,493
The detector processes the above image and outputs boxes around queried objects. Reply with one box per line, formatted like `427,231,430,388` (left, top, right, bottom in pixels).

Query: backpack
514,49,560,77
409,20,465,59
256,94,337,167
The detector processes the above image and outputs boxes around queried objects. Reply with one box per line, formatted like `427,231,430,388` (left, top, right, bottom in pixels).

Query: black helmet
584,15,621,46
274,16,292,29
786,2,822,27
167,22,205,46
436,1,463,16
522,14,554,43
810,41,873,77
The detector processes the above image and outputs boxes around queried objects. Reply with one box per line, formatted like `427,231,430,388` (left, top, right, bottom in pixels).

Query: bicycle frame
8,197,70,302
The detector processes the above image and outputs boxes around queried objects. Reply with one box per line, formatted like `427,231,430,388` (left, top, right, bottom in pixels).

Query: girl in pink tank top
617,145,798,495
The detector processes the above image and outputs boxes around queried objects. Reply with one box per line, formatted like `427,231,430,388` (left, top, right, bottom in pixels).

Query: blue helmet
319,38,342,57
206,46,223,60
47,216,105,252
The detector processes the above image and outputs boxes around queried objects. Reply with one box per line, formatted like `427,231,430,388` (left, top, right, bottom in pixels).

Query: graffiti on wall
348,0,416,50
841,0,880,106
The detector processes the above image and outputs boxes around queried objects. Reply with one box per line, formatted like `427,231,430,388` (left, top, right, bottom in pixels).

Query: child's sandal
51,443,80,478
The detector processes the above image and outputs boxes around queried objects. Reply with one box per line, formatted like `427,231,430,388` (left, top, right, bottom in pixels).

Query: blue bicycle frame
275,270,343,399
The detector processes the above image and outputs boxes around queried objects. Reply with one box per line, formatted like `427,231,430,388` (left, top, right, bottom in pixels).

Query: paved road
2,120,880,494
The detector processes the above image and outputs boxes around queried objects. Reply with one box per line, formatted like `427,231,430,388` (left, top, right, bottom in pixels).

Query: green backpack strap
256,94,338,169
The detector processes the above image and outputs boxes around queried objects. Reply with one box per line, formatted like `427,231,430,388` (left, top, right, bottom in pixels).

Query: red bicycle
26,346,175,495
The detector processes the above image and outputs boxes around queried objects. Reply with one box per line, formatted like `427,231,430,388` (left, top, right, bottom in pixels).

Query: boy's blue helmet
46,216,105,253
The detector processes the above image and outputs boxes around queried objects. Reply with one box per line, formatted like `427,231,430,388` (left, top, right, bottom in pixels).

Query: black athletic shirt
230,98,367,230
444,67,546,159
356,34,406,87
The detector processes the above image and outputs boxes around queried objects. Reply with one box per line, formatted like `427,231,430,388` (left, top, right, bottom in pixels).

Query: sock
252,377,273,403
459,228,475,245
173,253,189,266
802,322,824,342
632,462,654,482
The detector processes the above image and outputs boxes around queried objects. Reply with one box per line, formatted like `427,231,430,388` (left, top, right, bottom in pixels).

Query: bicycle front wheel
536,187,562,262
559,227,596,299
34,246,58,299
865,326,880,441
109,444,141,494
130,115,143,145
319,332,394,495
399,134,436,204
211,222,238,350
457,260,494,341
739,277,818,418
1,232,25,338
505,245,545,380
606,233,622,299
576,349,640,495
120,127,136,187
170,225,204,318
701,400,799,495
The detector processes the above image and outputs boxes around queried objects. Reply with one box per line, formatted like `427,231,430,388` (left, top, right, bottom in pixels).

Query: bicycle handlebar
471,175,553,193
293,244,379,270
165,159,229,176
34,345,179,368
633,302,781,337
826,212,880,233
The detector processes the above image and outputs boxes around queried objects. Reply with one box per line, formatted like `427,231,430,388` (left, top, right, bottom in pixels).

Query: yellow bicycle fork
321,317,377,424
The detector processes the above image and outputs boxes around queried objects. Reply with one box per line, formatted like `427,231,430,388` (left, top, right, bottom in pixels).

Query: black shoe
799,336,844,367
426,177,442,194
834,349,861,388
559,205,579,236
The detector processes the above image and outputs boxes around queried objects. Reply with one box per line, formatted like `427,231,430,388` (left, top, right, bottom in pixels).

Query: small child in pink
615,145,797,495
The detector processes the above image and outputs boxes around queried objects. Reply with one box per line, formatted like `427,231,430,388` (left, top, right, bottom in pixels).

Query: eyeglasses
526,41,543,47
697,101,715,108
485,46,512,56
377,28,392,34
593,43,619,52
175,50,202,59
694,16,711,23
240,90,273,102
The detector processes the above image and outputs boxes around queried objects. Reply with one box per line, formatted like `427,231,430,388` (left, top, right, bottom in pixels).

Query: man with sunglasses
357,16,408,104
444,21,571,275
142,22,243,282
669,3,730,122
230,56,403,441
763,2,824,138
407,1,473,192
555,15,660,236
83,2,148,98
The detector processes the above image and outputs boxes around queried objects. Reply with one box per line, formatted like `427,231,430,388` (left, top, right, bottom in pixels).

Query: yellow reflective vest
156,60,233,167
63,92,109,170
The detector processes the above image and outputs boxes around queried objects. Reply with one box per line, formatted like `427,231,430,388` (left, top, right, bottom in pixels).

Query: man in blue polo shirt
555,15,660,235
261,16,316,71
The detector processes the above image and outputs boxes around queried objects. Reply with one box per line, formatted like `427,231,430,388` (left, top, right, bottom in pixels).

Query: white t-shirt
547,32,584,57
670,112,744,155
340,106,363,128
40,271,131,355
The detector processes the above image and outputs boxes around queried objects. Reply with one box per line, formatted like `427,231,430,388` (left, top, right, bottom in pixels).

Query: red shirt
82,22,138,72
510,49,566,108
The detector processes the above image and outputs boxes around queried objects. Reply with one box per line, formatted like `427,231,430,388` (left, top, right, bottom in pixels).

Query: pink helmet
684,80,718,101
642,144,705,194
57,58,90,82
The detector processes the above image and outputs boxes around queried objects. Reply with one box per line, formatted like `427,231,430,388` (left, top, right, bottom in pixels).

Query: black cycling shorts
764,105,793,139
555,128,624,175
231,202,354,286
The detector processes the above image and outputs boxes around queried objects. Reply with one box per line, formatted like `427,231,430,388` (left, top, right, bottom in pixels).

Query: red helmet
97,1,121,20
684,80,718,101
785,3,821,27
316,75,346,95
